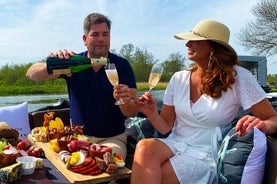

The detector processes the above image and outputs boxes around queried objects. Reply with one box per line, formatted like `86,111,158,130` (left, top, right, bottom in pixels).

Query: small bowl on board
16,156,37,175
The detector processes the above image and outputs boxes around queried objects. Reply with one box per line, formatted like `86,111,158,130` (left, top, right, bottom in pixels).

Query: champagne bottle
46,55,108,75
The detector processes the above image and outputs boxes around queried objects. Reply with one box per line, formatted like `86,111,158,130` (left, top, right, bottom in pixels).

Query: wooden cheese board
27,135,131,183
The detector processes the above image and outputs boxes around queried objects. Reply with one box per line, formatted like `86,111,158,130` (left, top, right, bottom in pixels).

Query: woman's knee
135,138,157,157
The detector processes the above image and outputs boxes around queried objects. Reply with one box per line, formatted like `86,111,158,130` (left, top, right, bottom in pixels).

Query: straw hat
174,19,237,55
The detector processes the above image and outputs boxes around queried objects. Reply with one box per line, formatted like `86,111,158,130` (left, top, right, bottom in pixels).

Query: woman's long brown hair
192,41,239,98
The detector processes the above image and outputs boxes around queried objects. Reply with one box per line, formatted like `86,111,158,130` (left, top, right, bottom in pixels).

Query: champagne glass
148,63,164,91
105,63,125,105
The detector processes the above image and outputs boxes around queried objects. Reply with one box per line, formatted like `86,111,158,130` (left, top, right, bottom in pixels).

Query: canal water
0,90,165,112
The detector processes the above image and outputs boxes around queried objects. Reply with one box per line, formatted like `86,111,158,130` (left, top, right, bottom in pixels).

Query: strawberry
116,153,122,160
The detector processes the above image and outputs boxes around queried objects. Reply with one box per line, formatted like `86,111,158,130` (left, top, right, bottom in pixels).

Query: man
26,13,138,159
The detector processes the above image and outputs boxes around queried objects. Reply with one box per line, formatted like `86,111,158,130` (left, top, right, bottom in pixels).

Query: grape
0,141,7,153
0,138,7,153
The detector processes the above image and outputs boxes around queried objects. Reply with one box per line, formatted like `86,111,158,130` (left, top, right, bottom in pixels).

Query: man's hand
49,49,75,59
49,49,75,77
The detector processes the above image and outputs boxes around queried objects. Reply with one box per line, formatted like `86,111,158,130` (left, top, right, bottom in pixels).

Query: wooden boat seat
28,108,70,130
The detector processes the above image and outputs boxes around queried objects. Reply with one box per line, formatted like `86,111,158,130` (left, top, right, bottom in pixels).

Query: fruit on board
16,141,27,150
27,149,39,157
48,117,64,131
0,138,8,153
49,139,61,153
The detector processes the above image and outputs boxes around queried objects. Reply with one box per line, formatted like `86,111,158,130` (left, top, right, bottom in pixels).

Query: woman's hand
134,92,158,117
235,115,267,136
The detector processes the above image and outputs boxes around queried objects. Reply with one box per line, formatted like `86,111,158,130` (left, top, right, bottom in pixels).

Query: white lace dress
159,65,266,184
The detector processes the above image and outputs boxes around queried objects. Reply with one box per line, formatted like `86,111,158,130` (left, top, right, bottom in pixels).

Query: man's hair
83,13,112,34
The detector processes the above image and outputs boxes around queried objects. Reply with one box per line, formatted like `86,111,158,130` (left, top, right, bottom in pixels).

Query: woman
131,19,277,184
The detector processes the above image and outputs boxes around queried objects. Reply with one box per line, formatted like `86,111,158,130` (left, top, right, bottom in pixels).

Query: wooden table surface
28,135,132,183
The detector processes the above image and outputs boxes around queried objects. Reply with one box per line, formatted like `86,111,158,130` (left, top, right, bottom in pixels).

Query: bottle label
90,57,108,66
52,69,71,75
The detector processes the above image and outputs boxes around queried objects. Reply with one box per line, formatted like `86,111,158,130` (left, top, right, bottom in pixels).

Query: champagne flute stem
114,84,125,105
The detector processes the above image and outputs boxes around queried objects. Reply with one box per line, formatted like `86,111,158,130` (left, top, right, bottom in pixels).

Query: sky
0,0,276,74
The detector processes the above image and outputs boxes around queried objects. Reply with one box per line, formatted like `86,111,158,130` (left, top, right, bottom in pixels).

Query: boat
28,96,277,184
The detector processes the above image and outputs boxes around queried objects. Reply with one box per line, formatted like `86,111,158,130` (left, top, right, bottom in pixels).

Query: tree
237,0,277,57
132,47,155,82
116,44,186,82
116,44,156,82
267,74,277,87
119,43,135,64
162,52,186,81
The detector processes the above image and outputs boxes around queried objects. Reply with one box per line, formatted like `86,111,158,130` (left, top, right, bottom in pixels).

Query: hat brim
174,32,237,56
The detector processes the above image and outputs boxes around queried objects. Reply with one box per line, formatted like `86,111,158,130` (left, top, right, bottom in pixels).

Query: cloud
0,0,275,73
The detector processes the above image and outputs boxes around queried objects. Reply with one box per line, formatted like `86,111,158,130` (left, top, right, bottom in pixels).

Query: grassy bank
136,82,168,91
0,82,168,96
0,83,276,96
0,86,68,96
